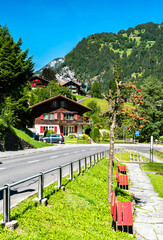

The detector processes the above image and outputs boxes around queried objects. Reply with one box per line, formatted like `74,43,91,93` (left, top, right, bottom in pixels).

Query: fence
96,139,139,144
130,153,142,162
0,150,109,224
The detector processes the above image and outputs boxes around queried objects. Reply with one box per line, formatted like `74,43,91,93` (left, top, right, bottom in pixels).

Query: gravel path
126,161,163,240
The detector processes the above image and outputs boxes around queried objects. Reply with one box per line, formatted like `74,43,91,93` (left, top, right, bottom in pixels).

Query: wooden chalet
28,95,92,136
60,81,86,95
30,76,50,88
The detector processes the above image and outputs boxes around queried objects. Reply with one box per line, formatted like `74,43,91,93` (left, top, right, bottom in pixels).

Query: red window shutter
60,126,63,135
74,114,77,120
61,113,64,120
75,126,77,133
40,126,43,133
40,115,43,120
54,126,57,133
54,113,58,120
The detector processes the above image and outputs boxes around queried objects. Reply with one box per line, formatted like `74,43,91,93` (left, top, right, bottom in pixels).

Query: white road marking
50,156,58,159
81,150,86,152
73,151,78,153
28,160,40,164
0,167,6,170
63,153,69,156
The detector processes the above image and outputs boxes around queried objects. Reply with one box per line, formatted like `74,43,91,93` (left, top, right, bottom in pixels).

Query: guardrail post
94,154,96,165
78,159,81,175
58,167,62,188
97,153,99,163
3,185,10,223
84,157,87,170
38,173,44,202
89,156,91,167
69,162,73,180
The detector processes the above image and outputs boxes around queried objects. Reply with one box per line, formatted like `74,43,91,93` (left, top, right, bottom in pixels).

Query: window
60,101,66,108
49,113,54,120
53,101,58,108
69,127,74,133
64,114,68,120
49,126,54,131
64,114,74,120
69,114,74,120
43,114,48,120
43,126,48,132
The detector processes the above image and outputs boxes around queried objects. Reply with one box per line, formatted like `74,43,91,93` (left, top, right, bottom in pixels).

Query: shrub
45,130,55,136
92,127,101,142
82,134,90,139
159,136,163,142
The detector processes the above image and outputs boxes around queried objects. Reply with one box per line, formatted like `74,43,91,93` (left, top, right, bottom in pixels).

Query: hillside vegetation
58,22,163,91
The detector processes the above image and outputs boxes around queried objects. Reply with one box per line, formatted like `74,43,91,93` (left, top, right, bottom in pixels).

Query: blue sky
0,0,162,70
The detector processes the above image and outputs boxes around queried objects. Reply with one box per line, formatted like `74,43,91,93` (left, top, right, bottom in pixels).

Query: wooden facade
60,81,86,95
30,76,50,88
28,95,91,136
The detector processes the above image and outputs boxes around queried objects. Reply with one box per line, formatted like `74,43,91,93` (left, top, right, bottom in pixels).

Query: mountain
35,57,65,75
37,22,163,91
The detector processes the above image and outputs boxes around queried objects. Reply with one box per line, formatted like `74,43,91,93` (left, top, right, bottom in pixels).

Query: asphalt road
0,143,162,213
0,144,108,213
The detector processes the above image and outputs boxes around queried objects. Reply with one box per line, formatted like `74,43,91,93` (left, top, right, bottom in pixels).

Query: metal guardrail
0,150,109,224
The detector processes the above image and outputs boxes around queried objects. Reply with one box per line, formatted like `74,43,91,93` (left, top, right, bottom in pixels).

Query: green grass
64,136,91,144
13,127,53,148
73,94,86,101
82,97,108,113
114,152,148,162
147,174,163,198
141,162,163,198
153,150,163,161
0,158,133,240
141,162,163,173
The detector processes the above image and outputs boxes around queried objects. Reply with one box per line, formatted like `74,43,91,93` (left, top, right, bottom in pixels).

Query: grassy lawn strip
114,152,148,162
0,158,133,240
13,127,53,148
153,150,163,161
141,162,163,198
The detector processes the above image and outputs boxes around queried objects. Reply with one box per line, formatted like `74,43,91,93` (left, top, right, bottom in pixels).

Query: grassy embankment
141,162,163,198
13,127,53,148
82,97,108,113
0,157,133,240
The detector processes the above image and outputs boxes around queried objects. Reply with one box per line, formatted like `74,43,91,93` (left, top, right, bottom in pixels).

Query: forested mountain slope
58,22,163,91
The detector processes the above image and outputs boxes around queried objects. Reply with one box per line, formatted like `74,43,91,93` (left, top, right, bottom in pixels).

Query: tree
41,68,56,81
0,25,34,126
0,25,34,105
104,61,123,203
139,76,163,140
29,81,76,105
90,82,102,98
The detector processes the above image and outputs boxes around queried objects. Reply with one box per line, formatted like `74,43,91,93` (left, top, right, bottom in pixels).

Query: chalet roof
30,95,92,112
60,81,81,87
31,76,50,83
54,108,74,113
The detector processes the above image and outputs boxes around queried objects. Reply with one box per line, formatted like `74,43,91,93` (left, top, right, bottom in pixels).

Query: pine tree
0,25,34,105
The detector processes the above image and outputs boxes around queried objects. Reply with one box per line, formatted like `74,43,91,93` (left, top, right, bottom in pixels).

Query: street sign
124,126,126,130
135,131,139,136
